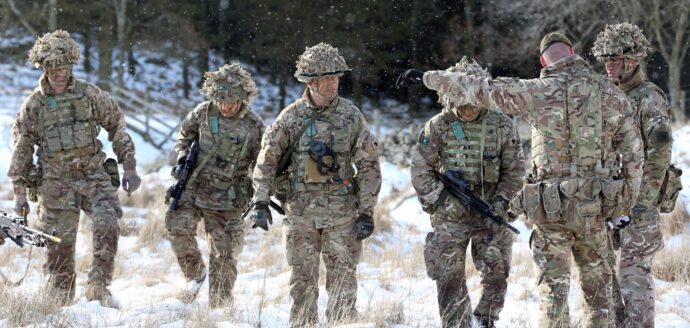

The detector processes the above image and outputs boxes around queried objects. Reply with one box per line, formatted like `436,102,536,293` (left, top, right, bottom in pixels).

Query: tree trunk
97,24,114,90
182,54,190,99
48,0,57,31
83,30,92,74
352,66,363,109
279,74,287,110
667,63,686,122
114,0,127,87
197,47,209,89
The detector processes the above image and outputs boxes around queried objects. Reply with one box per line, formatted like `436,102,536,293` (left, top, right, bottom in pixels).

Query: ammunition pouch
103,158,121,188
658,164,683,213
559,178,602,218
600,179,625,219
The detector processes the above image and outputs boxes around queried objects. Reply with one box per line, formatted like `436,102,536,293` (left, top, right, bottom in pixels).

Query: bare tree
48,0,57,31
6,0,37,35
113,0,127,87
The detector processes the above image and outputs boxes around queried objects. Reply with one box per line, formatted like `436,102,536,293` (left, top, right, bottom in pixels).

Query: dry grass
661,199,690,237
0,287,72,327
136,193,169,250
653,240,690,283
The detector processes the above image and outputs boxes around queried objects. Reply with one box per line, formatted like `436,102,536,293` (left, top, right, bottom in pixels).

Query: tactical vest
34,80,99,159
291,99,357,193
196,102,253,185
440,110,501,186
529,71,610,180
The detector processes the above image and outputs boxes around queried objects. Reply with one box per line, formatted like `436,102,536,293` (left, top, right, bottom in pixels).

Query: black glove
607,216,631,230
395,69,425,88
251,202,273,231
172,156,186,179
353,214,375,240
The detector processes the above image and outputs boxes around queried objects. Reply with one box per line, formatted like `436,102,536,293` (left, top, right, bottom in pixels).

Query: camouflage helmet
439,56,491,108
294,42,350,82
592,23,651,61
201,63,258,105
29,30,80,69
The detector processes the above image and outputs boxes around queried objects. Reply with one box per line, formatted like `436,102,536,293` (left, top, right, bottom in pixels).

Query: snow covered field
0,38,689,327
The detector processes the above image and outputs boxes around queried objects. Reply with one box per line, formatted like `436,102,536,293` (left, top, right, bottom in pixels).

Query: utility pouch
103,158,120,188
601,179,625,218
522,182,543,222
658,164,683,213
574,179,602,218
542,182,561,221
482,155,501,183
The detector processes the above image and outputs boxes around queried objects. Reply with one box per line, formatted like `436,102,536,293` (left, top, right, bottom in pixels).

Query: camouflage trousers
284,216,362,327
530,201,613,328
424,211,513,328
607,208,662,328
34,168,122,304
165,201,245,306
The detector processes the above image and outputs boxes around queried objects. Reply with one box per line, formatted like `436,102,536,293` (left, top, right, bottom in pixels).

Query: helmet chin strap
617,58,638,83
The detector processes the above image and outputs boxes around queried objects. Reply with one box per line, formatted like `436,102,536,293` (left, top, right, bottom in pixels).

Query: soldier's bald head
540,42,575,67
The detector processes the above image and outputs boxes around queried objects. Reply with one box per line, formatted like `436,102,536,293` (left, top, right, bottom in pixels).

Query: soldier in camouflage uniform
593,23,676,328
8,30,141,307
248,43,381,327
411,57,524,328
165,63,265,307
398,32,644,328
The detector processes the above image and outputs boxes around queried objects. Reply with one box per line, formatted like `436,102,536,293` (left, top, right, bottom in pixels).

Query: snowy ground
1,32,690,327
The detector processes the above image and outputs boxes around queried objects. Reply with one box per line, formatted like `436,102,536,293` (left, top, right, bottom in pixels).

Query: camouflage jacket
175,101,265,210
618,68,673,209
252,90,381,227
9,75,136,194
411,108,524,213
423,55,644,211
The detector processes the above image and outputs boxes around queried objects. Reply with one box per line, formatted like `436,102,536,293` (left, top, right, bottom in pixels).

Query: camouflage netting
592,22,651,61
201,63,258,105
294,43,350,82
439,56,491,108
29,30,80,68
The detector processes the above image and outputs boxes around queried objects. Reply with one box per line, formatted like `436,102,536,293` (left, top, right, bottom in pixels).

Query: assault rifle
168,141,200,211
0,210,62,247
434,170,520,235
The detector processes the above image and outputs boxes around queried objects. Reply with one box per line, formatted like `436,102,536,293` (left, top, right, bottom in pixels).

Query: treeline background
1,0,688,120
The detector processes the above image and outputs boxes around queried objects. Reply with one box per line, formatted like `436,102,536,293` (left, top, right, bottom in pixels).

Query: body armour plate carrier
440,110,501,185
35,80,99,159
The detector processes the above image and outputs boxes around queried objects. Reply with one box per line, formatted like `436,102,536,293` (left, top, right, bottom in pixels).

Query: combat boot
179,269,207,304
85,284,120,308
